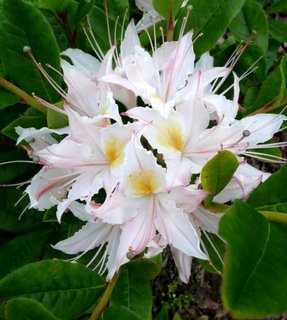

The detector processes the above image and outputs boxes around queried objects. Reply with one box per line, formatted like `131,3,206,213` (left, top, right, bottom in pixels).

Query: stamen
32,94,67,115
120,8,128,44
104,0,113,49
82,23,103,61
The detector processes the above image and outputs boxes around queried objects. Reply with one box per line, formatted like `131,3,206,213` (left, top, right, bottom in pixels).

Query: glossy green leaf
110,259,160,319
267,0,287,14
4,298,60,320
269,19,287,44
199,232,225,274
186,0,246,56
247,164,287,209
201,151,239,206
103,306,143,320
0,90,18,110
0,189,43,233
248,54,287,113
2,114,46,141
220,200,287,318
0,260,106,320
0,148,36,184
38,0,72,12
229,0,268,54
0,229,51,280
47,104,68,129
0,0,61,102
41,9,71,51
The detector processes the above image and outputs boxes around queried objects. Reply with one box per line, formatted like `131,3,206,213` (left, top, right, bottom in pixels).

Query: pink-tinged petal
69,202,94,222
169,185,207,213
153,31,195,102
109,83,137,109
120,20,141,60
16,126,68,150
53,221,121,280
65,108,104,148
91,186,145,224
124,46,156,95
53,221,110,254
213,163,271,203
238,113,286,145
116,197,156,267
98,47,115,77
120,140,166,196
191,207,223,234
155,194,207,259
144,234,167,258
35,139,104,168
61,60,100,117
171,248,192,283
26,167,73,211
194,52,214,72
202,72,239,124
56,171,105,221
135,0,163,32
61,48,100,76
165,157,193,188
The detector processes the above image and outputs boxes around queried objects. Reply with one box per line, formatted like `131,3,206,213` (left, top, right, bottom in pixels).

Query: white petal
171,248,192,283
61,48,100,76
155,194,207,259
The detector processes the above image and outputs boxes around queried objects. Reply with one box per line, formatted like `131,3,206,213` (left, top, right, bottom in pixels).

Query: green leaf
153,0,182,20
110,259,160,319
0,90,18,110
41,9,71,51
229,0,268,54
269,19,287,44
0,189,43,233
185,0,246,56
38,0,72,12
201,151,239,206
248,54,287,113
47,106,68,129
103,306,143,320
4,298,60,320
247,164,287,209
0,229,51,280
199,232,225,273
219,200,287,318
267,0,287,14
0,149,36,184
0,0,61,102
0,260,106,320
2,114,46,141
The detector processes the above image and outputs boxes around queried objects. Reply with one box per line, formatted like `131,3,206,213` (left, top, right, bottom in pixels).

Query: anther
23,46,31,53
242,130,251,137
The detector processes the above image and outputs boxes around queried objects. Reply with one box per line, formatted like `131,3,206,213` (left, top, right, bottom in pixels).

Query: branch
0,76,47,113
89,271,121,320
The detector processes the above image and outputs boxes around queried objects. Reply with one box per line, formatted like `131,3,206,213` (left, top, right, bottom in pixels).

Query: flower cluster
17,17,286,282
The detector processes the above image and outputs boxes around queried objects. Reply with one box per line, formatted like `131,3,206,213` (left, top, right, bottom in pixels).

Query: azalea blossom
14,6,287,283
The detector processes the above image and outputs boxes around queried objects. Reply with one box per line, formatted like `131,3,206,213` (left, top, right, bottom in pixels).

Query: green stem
89,271,121,320
0,76,47,113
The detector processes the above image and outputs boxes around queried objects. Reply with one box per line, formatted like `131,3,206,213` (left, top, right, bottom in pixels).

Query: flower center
158,121,184,152
104,137,125,167
127,170,159,196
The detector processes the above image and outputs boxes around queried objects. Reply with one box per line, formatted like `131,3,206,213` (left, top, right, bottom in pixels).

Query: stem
89,271,121,320
0,76,47,113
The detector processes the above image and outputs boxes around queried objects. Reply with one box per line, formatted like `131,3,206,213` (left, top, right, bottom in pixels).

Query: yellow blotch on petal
104,137,125,167
127,170,160,196
158,120,184,152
